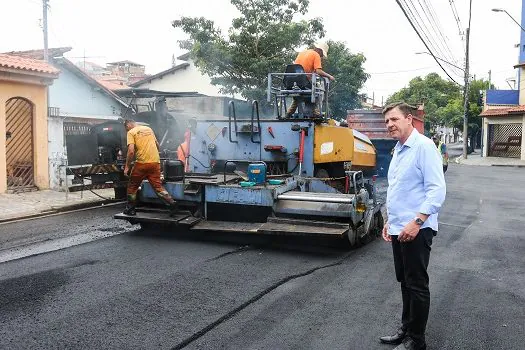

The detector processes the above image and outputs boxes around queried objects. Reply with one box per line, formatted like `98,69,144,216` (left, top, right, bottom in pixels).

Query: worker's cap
314,41,329,58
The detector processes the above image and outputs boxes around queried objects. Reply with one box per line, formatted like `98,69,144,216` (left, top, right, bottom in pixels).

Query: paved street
0,164,524,350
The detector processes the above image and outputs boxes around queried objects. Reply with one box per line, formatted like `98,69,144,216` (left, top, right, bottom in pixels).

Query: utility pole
462,27,470,159
42,0,49,62
462,0,472,159
481,69,491,157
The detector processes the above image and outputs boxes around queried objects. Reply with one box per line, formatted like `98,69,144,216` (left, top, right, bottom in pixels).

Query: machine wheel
344,226,360,248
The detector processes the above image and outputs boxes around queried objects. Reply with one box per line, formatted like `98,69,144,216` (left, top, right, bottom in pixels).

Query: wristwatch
414,217,425,226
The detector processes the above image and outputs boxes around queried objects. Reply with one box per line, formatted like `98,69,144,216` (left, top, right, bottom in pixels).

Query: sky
1,0,522,105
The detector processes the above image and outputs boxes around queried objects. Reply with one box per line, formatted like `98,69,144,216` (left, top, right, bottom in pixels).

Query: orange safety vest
177,129,191,171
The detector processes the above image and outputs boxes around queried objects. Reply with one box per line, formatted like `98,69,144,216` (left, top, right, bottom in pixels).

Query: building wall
0,80,49,193
48,116,67,189
482,115,525,160
520,68,525,105
47,63,124,189
136,61,228,98
49,63,123,118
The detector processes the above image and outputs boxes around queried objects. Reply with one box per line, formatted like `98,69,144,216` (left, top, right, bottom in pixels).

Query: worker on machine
122,119,178,216
285,41,335,119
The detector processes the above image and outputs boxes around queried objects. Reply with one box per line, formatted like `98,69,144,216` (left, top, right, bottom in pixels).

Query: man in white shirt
379,102,446,350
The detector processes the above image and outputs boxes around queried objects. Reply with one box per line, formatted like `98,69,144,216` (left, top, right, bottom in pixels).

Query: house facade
7,48,128,189
480,89,525,160
0,54,59,193
130,53,229,98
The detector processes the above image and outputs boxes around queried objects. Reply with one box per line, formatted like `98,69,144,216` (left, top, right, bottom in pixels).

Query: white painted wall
48,116,67,189
135,60,231,98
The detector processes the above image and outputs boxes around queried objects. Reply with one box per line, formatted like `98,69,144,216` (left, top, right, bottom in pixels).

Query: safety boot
123,204,136,216
169,202,178,217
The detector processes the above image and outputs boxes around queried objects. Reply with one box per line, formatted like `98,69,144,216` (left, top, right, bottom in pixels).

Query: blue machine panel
189,119,315,176
205,185,275,206
139,181,199,203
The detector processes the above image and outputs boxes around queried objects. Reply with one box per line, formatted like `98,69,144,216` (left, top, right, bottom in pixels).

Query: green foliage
386,74,492,137
386,73,461,127
323,40,369,121
172,0,325,104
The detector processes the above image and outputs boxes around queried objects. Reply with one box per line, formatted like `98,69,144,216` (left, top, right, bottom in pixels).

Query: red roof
480,105,525,117
3,47,72,60
0,53,59,75
96,79,129,91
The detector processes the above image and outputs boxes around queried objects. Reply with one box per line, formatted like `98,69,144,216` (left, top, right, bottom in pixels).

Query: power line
418,0,458,64
369,65,437,74
401,0,444,59
403,0,462,75
448,0,464,35
395,0,461,85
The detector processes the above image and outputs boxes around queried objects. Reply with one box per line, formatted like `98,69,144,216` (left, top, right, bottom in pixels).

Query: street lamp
492,8,525,32
415,52,465,72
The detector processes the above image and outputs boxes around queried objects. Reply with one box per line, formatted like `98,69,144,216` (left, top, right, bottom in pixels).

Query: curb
454,156,525,167
0,199,125,224
491,164,525,168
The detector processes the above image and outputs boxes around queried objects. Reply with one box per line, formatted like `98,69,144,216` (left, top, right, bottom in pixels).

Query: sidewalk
454,151,525,167
0,188,121,223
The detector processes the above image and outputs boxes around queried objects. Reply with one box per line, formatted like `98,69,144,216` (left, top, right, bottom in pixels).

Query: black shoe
123,205,136,216
379,328,406,345
393,337,426,350
169,203,178,217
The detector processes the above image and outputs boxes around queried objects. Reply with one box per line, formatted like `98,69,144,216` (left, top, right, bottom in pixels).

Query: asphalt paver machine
115,68,384,246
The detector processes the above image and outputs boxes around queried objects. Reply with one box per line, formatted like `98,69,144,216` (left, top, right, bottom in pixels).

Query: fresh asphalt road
0,164,524,350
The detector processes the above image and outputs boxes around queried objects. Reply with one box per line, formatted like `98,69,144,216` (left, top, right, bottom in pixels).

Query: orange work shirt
126,125,160,163
294,49,322,73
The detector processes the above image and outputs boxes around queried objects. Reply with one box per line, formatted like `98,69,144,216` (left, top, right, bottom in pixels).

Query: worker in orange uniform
122,119,177,216
177,129,191,172
285,41,335,118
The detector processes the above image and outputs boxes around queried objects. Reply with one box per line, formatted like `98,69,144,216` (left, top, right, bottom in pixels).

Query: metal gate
488,123,523,158
5,97,35,192
64,122,98,165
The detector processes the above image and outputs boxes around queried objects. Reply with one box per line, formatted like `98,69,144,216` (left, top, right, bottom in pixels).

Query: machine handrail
250,100,262,144
228,100,238,143
223,160,267,183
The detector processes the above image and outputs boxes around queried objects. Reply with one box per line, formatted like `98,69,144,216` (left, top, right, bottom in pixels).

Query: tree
387,73,461,129
323,40,369,121
172,0,324,105
388,74,492,148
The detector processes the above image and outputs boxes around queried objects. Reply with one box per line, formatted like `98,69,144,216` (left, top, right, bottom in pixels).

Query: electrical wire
418,0,459,65
448,0,464,35
407,0,456,65
369,66,437,74
394,0,461,86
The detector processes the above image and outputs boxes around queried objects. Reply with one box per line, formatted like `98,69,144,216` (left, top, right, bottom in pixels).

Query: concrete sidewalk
455,151,525,167
0,188,120,223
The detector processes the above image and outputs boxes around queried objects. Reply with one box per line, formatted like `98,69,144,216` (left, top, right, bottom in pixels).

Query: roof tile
480,105,525,116
0,53,59,75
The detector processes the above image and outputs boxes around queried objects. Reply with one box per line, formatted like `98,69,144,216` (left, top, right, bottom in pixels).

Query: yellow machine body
313,123,376,169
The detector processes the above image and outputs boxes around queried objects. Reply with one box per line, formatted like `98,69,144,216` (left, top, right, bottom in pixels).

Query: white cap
314,41,329,58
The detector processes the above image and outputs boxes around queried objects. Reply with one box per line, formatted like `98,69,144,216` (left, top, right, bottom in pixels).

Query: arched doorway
5,97,35,192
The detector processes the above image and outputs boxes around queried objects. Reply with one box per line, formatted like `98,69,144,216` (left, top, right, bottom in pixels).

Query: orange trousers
127,162,174,206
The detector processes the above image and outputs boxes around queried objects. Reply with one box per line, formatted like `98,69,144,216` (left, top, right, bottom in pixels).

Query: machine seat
283,64,312,91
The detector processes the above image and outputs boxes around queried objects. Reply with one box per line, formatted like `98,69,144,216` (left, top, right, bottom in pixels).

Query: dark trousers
392,228,435,344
